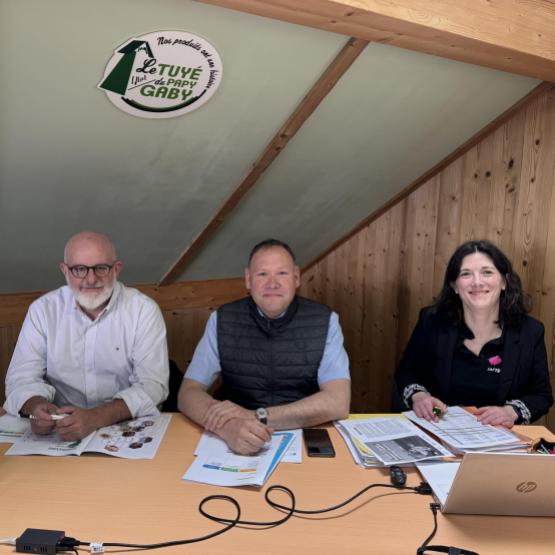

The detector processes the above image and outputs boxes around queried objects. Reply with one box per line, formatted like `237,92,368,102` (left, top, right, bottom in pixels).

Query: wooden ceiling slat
159,36,369,285
195,0,555,82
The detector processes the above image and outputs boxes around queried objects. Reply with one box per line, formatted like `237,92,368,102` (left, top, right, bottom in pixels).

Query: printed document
195,428,302,463
335,414,405,467
337,416,452,465
184,431,294,487
403,406,527,452
5,414,171,459
335,420,380,467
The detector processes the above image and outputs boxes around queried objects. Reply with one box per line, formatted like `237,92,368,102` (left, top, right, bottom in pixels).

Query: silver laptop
419,452,555,516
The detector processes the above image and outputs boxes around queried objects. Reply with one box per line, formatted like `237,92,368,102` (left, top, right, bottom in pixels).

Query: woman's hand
474,405,518,428
411,392,448,422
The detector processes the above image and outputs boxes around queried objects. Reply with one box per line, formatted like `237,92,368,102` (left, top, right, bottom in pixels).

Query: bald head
64,231,117,265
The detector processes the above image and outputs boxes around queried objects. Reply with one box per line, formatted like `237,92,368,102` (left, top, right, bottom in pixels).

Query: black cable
61,481,431,552
198,481,427,526
266,482,414,515
58,495,241,552
416,503,441,554
200,485,297,527
104,495,241,549
416,503,480,555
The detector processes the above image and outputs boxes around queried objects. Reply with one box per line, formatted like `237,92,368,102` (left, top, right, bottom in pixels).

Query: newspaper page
339,417,452,465
334,421,381,467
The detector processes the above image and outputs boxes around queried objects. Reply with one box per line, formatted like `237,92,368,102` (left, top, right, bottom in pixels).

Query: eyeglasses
66,264,114,278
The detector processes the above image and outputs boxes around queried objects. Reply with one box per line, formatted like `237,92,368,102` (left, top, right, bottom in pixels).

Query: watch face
256,408,268,423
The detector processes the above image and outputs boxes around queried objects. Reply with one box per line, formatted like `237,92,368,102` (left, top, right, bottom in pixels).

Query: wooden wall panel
360,205,405,411
488,108,526,253
163,307,214,373
434,157,464,291
0,326,20,406
399,178,441,347
513,92,555,318
302,86,555,431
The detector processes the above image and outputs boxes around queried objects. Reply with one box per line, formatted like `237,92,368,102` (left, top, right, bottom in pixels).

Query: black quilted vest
217,296,331,409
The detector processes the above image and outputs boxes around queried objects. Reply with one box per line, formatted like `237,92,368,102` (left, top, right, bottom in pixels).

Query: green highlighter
432,406,443,417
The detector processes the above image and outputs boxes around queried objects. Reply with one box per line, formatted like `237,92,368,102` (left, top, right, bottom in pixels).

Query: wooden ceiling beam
195,0,555,82
159,36,368,285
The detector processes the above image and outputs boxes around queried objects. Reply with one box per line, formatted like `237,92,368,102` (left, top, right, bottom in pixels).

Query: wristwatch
255,407,269,425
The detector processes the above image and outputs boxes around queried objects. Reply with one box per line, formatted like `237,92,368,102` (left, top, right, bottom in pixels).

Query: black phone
303,428,336,457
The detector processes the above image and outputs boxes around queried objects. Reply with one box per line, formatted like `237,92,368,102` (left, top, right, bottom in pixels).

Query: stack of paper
404,406,530,454
183,431,295,487
335,420,381,467
335,415,453,467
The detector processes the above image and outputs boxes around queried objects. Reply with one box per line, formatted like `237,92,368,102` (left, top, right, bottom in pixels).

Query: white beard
74,282,115,310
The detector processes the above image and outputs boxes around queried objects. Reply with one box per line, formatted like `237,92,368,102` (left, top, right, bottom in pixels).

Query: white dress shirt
4,282,169,418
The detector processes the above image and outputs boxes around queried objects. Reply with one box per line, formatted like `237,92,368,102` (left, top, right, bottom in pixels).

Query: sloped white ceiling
0,0,540,292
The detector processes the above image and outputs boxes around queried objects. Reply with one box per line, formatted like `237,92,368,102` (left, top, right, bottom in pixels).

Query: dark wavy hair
433,240,530,326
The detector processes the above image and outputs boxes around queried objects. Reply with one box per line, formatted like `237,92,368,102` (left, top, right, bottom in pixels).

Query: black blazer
395,308,553,422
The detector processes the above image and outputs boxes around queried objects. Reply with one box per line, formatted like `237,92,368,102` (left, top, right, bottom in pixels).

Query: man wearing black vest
178,239,351,454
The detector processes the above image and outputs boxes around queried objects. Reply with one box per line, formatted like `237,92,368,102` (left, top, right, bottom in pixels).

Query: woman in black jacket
395,240,553,427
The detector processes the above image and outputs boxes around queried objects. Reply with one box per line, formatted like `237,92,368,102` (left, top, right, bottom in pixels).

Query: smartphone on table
303,428,336,457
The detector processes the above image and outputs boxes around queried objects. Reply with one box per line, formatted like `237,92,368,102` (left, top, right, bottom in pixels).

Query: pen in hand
29,414,69,421
432,406,443,418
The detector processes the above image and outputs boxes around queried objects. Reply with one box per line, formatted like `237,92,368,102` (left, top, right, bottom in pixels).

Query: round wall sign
98,30,223,119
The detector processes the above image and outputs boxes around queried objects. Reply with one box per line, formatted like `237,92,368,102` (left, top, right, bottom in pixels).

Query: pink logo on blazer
488,355,502,366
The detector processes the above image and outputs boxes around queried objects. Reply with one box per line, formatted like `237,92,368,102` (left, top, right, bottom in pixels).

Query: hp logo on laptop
516,481,537,493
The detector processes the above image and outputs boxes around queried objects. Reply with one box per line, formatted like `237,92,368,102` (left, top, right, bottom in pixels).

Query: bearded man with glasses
4,231,169,440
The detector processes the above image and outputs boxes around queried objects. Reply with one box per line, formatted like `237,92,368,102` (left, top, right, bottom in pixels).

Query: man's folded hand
55,406,100,441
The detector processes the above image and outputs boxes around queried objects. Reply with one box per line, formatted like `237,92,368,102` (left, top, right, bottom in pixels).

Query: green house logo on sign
98,30,223,119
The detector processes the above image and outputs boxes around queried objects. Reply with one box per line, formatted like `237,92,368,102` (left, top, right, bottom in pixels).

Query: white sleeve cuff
114,386,161,418
3,383,56,416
